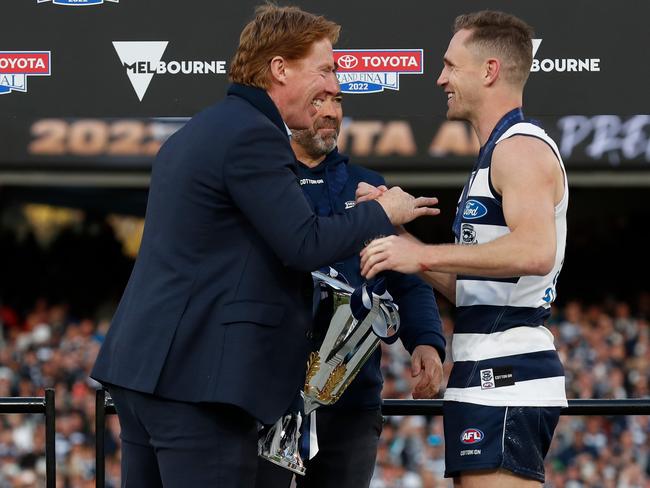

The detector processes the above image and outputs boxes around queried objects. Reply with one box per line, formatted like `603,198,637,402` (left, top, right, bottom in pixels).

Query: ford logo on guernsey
463,200,488,220
460,428,484,444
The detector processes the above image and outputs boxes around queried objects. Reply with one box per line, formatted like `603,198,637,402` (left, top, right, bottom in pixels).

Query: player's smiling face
437,29,484,121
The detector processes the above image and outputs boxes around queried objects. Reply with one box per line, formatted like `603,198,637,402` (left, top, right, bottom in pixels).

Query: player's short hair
454,10,534,87
230,4,340,89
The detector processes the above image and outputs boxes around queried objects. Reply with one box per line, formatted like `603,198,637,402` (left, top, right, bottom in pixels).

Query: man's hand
360,235,427,279
410,345,443,399
396,226,421,243
356,182,387,203
374,187,439,225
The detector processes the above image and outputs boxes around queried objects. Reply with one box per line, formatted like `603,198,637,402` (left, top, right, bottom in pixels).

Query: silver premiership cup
258,271,400,475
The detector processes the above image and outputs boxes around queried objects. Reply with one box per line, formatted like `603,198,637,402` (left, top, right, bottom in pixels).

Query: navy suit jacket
91,84,393,424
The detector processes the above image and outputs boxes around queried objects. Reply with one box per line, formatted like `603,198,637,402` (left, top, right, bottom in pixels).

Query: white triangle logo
532,39,542,58
113,41,169,101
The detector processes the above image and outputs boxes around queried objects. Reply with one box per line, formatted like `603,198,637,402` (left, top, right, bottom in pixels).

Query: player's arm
419,270,457,303
361,136,562,280
425,135,560,277
395,227,457,303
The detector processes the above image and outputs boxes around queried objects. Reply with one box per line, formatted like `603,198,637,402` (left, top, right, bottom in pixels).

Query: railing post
44,388,55,488
96,388,106,488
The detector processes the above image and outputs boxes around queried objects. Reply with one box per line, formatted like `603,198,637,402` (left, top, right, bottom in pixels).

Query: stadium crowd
0,291,648,487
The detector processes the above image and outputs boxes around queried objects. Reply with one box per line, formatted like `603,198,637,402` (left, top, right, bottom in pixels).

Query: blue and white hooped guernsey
444,108,568,407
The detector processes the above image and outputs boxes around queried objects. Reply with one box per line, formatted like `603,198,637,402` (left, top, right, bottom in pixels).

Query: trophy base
260,453,306,476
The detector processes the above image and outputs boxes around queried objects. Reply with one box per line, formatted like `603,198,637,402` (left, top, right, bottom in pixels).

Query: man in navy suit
258,91,446,488
91,5,438,487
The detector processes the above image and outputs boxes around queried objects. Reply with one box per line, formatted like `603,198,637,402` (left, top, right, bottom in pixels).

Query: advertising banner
1,0,649,171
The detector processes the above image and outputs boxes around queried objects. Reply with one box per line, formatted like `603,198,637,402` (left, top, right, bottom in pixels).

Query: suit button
306,330,314,339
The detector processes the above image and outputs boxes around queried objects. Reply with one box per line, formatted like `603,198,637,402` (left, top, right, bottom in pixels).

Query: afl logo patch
460,428,484,444
463,200,487,220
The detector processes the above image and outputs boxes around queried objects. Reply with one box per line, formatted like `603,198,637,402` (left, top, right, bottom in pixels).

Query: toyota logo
338,54,358,69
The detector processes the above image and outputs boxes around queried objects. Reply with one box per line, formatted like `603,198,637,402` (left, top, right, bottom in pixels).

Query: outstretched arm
360,136,563,280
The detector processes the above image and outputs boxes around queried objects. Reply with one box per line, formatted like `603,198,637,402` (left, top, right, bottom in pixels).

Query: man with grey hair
257,91,446,488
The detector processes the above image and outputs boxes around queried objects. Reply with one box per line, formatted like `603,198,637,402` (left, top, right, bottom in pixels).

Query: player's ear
484,58,500,86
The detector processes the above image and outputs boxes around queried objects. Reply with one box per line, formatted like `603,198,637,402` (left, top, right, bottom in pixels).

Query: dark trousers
256,409,383,488
109,385,258,488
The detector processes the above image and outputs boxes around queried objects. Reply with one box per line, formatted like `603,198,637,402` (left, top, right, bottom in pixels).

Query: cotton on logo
460,428,484,444
531,39,600,73
338,55,358,69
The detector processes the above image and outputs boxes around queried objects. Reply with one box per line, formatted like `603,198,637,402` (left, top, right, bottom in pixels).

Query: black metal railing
381,398,650,416
95,388,115,487
0,389,56,488
94,390,650,488
2,390,647,487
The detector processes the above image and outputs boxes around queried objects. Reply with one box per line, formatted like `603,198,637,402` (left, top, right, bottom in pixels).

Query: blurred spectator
0,300,119,487
1,292,649,486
